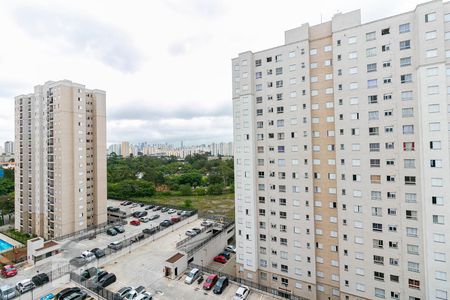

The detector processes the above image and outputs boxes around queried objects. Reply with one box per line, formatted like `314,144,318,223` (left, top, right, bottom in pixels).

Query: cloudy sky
0,0,425,146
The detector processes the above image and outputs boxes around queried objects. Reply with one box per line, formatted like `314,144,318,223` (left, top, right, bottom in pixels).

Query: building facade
15,80,107,239
4,141,14,155
233,1,450,299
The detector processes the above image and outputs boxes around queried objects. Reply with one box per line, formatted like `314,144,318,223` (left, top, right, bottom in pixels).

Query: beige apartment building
15,80,107,239
233,1,450,299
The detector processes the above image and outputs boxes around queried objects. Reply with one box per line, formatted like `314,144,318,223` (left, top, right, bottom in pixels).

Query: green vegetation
107,153,235,217
4,229,32,245
0,169,14,225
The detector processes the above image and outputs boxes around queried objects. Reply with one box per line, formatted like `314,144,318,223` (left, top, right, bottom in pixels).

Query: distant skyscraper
4,141,14,155
233,2,450,300
15,80,107,239
121,141,130,157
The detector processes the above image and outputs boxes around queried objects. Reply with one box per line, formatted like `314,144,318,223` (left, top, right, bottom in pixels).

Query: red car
1,265,17,278
130,219,141,226
213,255,227,264
171,216,181,223
203,274,218,290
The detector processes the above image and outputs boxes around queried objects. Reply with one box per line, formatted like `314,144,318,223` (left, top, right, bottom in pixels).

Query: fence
189,263,309,300
71,272,117,300
54,219,127,242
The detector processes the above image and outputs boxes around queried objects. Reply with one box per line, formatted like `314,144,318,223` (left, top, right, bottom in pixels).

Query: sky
0,0,426,146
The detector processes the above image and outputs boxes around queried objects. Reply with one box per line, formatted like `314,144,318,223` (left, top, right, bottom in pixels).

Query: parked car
130,219,141,226
131,211,142,218
148,214,160,220
0,285,16,300
15,279,35,294
139,211,148,217
185,230,197,237
55,287,80,300
192,227,201,234
159,220,173,227
32,272,49,286
213,255,227,264
134,286,145,294
233,286,250,300
144,205,154,210
203,274,218,290
170,216,181,223
161,207,169,212
213,276,229,294
63,290,87,300
225,245,236,253
90,248,106,259
184,268,200,284
131,233,145,243
123,289,139,300
1,265,17,278
40,293,55,300
108,241,123,250
80,267,99,281
139,217,149,223
114,225,125,233
200,220,213,227
181,210,195,217
152,206,161,211
114,287,132,300
143,227,158,235
219,251,231,260
97,273,116,288
176,210,183,215
135,292,153,300
69,256,86,267
139,203,145,207
131,203,139,208
96,271,109,282
107,228,118,236
120,201,131,206
81,250,96,262
107,206,120,212
167,209,176,214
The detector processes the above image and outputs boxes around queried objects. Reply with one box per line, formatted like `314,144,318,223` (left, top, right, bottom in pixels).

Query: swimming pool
0,239,13,251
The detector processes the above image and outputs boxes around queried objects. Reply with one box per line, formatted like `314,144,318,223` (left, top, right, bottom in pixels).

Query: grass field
132,193,235,219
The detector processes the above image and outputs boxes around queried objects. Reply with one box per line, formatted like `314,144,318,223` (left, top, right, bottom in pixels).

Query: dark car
56,287,81,300
161,207,169,213
96,270,109,282
90,248,106,259
192,228,201,234
139,203,145,207
152,206,161,211
160,220,173,227
143,227,158,235
135,286,146,294
69,256,86,267
144,205,155,210
98,273,116,288
106,228,118,236
140,211,148,217
219,251,231,260
114,287,132,300
63,290,88,300
177,210,183,215
31,272,49,286
107,207,120,212
148,214,160,220
131,211,142,218
114,225,125,233
80,267,98,281
213,276,229,294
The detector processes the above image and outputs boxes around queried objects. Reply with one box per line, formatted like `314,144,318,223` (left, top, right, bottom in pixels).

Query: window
426,30,437,40
407,244,419,255
348,51,357,59
425,12,436,23
368,95,378,104
430,141,441,150
403,125,414,134
400,57,411,66
400,40,411,50
368,79,378,88
382,44,390,52
401,91,413,100
381,28,390,35
366,47,377,57
366,31,376,41
367,63,377,72
401,74,412,83
429,122,441,131
433,215,444,225
426,49,438,58
399,23,410,33
402,107,414,117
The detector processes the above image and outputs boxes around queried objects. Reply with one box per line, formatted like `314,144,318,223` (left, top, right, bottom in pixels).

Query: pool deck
0,233,23,253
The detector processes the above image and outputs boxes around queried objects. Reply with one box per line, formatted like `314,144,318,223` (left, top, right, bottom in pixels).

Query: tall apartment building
233,1,450,299
15,80,107,239
4,141,14,155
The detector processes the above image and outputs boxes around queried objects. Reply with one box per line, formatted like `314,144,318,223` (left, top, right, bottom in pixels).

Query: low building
164,252,187,279
27,237,61,266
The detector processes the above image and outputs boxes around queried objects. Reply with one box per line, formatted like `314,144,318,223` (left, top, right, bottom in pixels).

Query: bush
207,184,224,195
182,199,193,209
4,229,32,244
179,185,192,196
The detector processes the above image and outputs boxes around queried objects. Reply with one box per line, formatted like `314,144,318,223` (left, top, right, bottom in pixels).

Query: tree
182,198,193,209
207,183,224,195
179,185,193,196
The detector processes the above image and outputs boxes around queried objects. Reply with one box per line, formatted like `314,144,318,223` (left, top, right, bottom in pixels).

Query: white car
185,230,197,237
167,209,176,214
200,220,213,227
81,250,96,262
225,245,236,253
135,292,153,300
184,268,200,284
233,285,250,300
15,279,35,294
139,216,149,223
